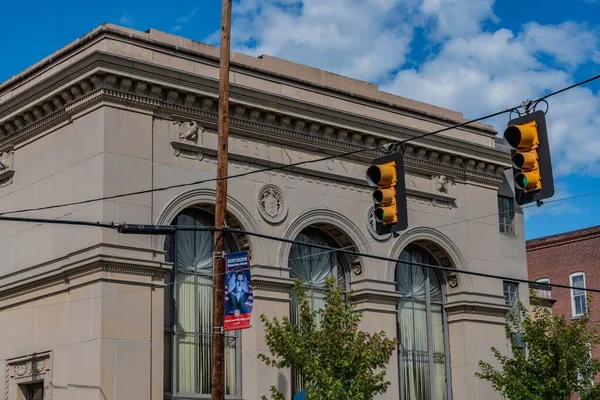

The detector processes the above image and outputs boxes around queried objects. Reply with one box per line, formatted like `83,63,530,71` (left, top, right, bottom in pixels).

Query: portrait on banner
224,251,254,331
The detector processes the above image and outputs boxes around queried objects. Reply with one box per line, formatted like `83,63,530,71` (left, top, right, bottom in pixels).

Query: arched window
288,227,350,394
164,209,241,398
396,244,450,400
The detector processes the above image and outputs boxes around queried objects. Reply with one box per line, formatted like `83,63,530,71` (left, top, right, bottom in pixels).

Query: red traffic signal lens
366,162,396,187
504,121,538,150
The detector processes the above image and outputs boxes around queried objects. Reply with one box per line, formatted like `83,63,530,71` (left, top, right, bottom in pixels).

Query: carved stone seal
257,184,287,224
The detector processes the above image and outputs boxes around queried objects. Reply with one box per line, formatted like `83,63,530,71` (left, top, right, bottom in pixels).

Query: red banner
224,251,253,331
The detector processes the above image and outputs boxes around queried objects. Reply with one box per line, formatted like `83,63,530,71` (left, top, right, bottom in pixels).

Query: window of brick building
497,196,514,234
503,281,518,307
536,278,551,299
570,273,587,317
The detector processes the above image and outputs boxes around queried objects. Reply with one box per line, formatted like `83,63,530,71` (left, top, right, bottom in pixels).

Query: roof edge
0,23,498,135
527,224,600,250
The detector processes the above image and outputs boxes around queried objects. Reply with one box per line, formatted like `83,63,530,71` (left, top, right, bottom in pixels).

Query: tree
257,276,398,400
476,295,600,400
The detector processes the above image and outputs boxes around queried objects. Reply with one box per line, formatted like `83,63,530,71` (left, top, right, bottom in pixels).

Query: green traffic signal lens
374,208,385,223
515,173,528,190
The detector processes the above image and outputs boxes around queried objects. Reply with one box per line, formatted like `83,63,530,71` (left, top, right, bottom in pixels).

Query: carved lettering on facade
240,140,262,157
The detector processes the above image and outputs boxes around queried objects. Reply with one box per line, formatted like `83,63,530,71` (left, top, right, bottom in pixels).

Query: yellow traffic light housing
366,153,407,234
505,120,541,193
504,110,554,205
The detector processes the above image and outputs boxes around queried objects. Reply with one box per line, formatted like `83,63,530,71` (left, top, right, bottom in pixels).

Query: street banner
224,251,253,331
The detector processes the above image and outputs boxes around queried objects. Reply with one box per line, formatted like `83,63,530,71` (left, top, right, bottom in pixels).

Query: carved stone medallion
257,184,287,224
366,205,392,241
448,276,458,288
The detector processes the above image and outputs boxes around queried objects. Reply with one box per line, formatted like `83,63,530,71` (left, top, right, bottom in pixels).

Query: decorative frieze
5,351,52,400
0,72,509,187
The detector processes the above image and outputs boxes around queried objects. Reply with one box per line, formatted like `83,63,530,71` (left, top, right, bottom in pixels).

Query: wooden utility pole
212,0,232,399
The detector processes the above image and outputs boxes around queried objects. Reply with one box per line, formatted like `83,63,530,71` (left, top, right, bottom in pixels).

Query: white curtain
288,228,347,395
397,245,448,400
164,210,239,396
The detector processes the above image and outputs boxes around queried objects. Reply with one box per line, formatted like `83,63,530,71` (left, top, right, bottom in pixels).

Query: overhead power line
3,71,600,217
537,72,600,102
0,212,598,295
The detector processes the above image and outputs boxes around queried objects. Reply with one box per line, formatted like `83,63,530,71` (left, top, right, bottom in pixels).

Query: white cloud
230,0,417,82
419,0,499,39
119,11,134,26
173,7,198,32
227,0,600,176
382,12,600,177
519,22,600,67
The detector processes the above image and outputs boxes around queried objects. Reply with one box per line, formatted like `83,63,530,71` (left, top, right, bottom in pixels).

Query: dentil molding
0,71,509,187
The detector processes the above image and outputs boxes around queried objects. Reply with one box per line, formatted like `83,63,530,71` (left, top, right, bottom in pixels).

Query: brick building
527,225,600,359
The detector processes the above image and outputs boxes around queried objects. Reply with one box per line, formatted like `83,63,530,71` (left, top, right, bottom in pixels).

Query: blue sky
1,0,600,240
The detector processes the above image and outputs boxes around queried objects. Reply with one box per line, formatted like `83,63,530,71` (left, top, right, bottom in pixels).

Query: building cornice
0,254,169,310
445,301,509,319
0,61,510,187
0,24,497,136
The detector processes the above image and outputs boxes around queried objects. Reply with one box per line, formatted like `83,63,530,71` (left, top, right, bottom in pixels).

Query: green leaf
258,276,398,400
476,293,600,400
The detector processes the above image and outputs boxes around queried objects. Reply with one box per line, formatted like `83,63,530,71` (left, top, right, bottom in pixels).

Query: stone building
527,226,600,365
0,24,528,400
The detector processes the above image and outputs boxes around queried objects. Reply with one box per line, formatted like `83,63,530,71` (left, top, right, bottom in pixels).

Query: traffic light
366,152,408,235
504,110,554,205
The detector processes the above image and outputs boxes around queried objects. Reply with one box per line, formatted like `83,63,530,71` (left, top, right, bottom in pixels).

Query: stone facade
0,24,528,400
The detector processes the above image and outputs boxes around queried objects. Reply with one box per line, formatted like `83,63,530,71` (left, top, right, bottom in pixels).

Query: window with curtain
164,209,241,398
503,281,518,307
570,273,587,317
396,244,449,400
288,227,350,396
497,196,514,234
535,278,551,299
